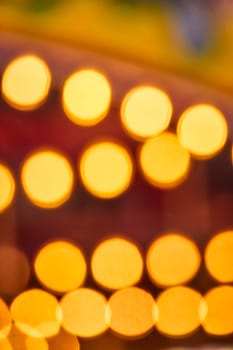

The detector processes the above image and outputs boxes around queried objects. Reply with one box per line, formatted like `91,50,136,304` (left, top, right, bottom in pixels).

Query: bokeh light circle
0,164,15,213
79,141,133,199
107,287,156,339
121,85,172,140
2,55,51,110
60,288,108,338
146,233,201,287
139,132,191,189
91,237,143,290
34,241,87,294
177,104,228,159
21,149,74,208
205,230,233,283
62,69,111,126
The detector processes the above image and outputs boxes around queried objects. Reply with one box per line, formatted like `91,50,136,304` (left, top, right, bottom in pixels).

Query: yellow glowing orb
107,287,156,339
60,288,108,338
156,286,204,337
202,285,233,336
146,234,201,287
62,69,111,126
48,329,80,350
0,245,30,299
79,141,133,199
8,326,48,350
121,86,172,140
205,231,233,283
2,55,51,110
21,150,74,208
91,237,143,290
0,164,15,213
177,104,228,159
34,241,87,294
139,132,191,189
0,299,12,340
10,289,62,338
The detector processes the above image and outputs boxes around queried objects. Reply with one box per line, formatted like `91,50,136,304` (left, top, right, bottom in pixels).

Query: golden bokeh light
0,245,30,299
205,230,233,283
91,237,143,290
34,240,87,294
121,86,172,140
0,299,12,339
10,289,62,338
139,132,191,189
106,287,156,339
177,104,228,159
2,55,51,110
8,326,48,350
79,141,133,199
146,234,201,287
21,149,74,208
62,69,111,126
48,329,80,350
60,288,108,338
156,286,204,337
202,285,233,336
0,164,15,213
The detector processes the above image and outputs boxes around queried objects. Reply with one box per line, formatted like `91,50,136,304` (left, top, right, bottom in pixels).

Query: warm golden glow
48,329,80,350
62,69,111,126
0,299,11,339
106,287,156,338
0,164,15,213
205,231,233,283
80,141,133,199
34,241,87,294
121,86,172,140
8,326,48,350
0,245,30,299
60,288,108,338
202,286,233,336
146,234,201,287
21,150,74,208
139,132,191,189
177,104,228,159
10,289,62,338
2,55,51,110
91,237,143,290
156,286,204,337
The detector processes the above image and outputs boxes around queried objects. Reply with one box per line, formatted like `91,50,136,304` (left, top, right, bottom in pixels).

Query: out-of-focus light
62,69,111,126
10,289,62,338
0,164,15,213
79,141,133,199
21,150,74,208
177,104,228,159
80,332,127,350
34,241,87,294
121,86,172,140
0,245,30,299
8,326,48,350
139,132,191,189
106,287,156,339
156,286,204,337
205,231,233,283
202,285,233,336
91,237,143,290
48,329,80,350
60,288,108,338
146,234,201,287
1,55,51,110
0,299,11,339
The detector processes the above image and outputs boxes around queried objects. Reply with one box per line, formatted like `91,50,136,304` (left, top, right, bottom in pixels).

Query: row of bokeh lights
0,54,232,209
0,232,232,344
